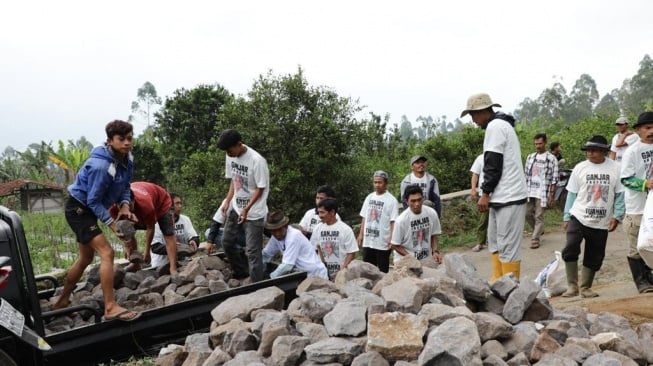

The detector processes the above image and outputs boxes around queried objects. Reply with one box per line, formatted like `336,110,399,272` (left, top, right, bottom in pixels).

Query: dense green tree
131,130,165,184
514,97,541,122
564,74,599,122
620,54,653,116
537,81,568,120
594,91,621,119
222,68,368,220
422,125,484,194
153,84,233,177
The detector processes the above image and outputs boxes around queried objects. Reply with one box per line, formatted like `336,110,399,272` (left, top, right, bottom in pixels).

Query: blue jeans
222,210,265,282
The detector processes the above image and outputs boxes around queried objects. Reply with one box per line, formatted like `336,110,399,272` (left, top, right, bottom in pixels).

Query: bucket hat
265,210,290,230
460,93,502,117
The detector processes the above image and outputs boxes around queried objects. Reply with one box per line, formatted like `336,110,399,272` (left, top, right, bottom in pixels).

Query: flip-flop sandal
105,309,141,322
530,242,540,249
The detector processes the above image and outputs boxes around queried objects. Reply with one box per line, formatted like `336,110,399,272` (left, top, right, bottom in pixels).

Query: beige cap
615,116,629,125
460,93,502,118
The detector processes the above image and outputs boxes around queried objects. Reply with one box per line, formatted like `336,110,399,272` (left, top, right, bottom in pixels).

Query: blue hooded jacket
68,144,134,226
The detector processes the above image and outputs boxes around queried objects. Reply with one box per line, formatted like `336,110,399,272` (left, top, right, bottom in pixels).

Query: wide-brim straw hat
460,93,502,117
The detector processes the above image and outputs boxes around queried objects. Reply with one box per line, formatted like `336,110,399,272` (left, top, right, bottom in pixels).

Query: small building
0,179,66,213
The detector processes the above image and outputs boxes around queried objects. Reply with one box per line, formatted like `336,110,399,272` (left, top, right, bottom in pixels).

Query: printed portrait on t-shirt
586,184,608,204
233,174,250,194
368,208,380,224
412,229,426,249
322,241,339,262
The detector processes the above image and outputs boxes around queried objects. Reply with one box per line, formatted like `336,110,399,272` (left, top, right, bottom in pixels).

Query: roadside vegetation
2,54,652,273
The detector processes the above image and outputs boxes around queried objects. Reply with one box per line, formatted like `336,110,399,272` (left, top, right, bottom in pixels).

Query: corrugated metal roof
0,179,65,197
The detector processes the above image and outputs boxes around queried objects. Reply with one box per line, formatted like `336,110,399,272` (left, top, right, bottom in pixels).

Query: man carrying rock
262,210,328,279
561,135,624,298
111,182,181,275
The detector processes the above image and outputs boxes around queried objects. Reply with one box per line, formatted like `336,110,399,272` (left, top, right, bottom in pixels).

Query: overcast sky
1,0,651,153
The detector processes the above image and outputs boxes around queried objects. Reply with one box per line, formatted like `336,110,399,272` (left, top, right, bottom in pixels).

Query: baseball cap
615,116,629,125
373,170,389,180
410,155,427,165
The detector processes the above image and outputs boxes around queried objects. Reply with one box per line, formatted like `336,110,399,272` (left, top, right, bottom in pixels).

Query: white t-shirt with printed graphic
527,153,547,198
310,220,358,280
483,118,528,203
224,145,269,220
621,140,653,215
299,209,340,236
359,191,399,250
150,214,198,268
567,159,623,229
391,205,441,264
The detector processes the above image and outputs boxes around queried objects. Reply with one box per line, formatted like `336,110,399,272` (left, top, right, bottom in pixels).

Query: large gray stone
210,286,285,325
418,316,482,365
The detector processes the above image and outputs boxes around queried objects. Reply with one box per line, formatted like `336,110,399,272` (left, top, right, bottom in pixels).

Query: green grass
19,211,136,274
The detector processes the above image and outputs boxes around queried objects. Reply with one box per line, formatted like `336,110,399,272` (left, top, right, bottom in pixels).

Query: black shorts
65,197,103,244
157,207,175,236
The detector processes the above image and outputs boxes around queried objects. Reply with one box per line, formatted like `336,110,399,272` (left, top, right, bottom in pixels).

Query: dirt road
455,226,653,327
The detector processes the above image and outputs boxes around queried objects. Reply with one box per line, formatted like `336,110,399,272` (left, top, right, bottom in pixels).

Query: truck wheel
0,349,18,366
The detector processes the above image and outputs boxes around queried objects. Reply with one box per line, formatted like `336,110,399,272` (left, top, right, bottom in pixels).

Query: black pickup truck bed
0,206,306,365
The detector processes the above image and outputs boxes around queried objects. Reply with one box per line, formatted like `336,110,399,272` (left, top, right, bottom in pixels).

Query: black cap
634,111,653,128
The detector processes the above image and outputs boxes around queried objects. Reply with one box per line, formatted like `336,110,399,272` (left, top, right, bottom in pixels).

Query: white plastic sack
638,191,653,268
534,251,567,298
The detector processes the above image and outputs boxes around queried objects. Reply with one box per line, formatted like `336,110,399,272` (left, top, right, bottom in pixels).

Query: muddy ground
456,225,653,327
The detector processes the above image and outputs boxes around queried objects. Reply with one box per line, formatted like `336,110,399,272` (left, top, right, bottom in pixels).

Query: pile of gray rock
153,254,653,366
43,255,240,333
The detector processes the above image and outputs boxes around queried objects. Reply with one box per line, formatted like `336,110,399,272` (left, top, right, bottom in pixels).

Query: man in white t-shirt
298,185,338,240
461,93,527,281
610,116,639,162
357,170,399,273
310,198,358,280
400,155,441,217
391,184,442,264
262,210,328,279
150,193,199,269
561,136,624,298
470,154,488,252
524,133,559,249
621,111,653,293
217,129,269,282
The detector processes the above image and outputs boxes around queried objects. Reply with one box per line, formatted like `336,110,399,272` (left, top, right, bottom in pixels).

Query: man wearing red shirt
112,182,179,274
